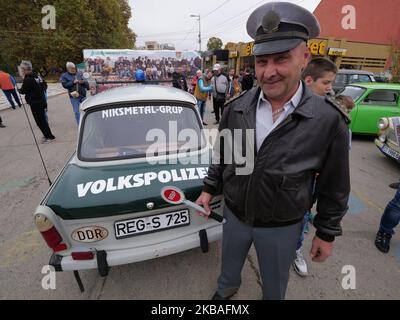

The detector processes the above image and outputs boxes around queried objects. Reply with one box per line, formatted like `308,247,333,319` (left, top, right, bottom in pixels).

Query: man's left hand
310,236,333,262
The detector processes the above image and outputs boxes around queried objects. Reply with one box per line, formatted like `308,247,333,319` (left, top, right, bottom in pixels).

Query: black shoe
202,122,208,126
0,123,5,128
375,231,392,253
211,291,236,300
214,121,219,125
211,111,215,113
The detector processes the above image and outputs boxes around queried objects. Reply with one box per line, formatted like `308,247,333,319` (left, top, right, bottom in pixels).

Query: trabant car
375,116,400,162
33,85,223,287
339,83,400,135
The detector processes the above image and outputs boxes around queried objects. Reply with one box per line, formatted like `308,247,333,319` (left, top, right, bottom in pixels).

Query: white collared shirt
256,81,303,151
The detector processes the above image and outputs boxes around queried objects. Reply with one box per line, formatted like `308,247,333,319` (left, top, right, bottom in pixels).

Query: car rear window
349,74,373,83
79,103,205,161
339,86,366,101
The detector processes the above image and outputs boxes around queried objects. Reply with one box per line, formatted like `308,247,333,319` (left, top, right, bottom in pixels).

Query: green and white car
375,116,400,162
34,85,223,283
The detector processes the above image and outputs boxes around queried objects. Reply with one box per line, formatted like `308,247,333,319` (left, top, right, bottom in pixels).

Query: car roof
338,69,374,75
346,83,400,90
81,85,197,111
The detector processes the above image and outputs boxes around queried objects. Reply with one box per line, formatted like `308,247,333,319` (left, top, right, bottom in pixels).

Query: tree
0,0,136,76
207,37,223,51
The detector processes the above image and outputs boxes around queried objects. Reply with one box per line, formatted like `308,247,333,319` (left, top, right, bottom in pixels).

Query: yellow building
225,38,391,75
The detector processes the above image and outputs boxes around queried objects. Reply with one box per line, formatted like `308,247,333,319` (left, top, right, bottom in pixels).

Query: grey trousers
217,206,303,300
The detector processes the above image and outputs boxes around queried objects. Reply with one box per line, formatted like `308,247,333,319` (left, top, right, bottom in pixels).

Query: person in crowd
0,116,5,128
60,62,89,125
0,69,22,109
194,70,213,125
375,184,400,253
241,68,254,91
232,75,242,97
211,64,229,124
290,57,341,277
196,1,350,300
227,68,236,100
302,57,338,97
18,61,55,143
172,66,188,91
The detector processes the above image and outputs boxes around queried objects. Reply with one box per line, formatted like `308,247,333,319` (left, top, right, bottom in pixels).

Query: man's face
229,69,235,77
304,71,336,96
21,67,32,75
255,43,310,102
67,67,76,74
177,67,183,74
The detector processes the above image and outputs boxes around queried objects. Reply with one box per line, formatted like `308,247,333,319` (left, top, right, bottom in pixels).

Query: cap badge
262,10,281,33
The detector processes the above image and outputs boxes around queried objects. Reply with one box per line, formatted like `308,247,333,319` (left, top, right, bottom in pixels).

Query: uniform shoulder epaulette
224,90,248,107
325,96,351,124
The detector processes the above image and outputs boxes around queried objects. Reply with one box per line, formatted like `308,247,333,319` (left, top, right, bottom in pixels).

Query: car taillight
35,214,67,251
72,251,94,260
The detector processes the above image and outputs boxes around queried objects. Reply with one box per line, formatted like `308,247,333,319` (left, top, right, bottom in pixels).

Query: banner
82,49,202,81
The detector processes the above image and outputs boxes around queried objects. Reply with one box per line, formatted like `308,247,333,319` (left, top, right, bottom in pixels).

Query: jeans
212,96,225,122
197,100,206,120
69,96,85,125
379,187,400,235
296,212,311,250
3,89,21,109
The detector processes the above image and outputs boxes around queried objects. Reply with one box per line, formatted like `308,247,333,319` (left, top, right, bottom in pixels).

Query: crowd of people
84,55,202,80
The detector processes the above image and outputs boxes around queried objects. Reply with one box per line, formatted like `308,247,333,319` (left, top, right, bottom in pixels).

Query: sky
128,0,321,51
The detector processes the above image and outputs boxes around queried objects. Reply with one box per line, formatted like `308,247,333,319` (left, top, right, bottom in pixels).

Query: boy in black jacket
19,61,55,143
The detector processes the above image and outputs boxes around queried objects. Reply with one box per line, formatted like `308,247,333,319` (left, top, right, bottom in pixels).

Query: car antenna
17,90,52,186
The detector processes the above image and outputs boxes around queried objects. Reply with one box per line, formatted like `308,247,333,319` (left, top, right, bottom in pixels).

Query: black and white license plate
381,145,400,160
114,209,190,239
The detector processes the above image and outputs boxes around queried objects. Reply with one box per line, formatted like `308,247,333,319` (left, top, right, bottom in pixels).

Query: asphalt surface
0,92,399,300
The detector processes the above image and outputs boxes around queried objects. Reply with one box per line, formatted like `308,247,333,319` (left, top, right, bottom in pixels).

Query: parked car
333,69,375,93
339,83,400,135
375,116,400,162
33,85,223,286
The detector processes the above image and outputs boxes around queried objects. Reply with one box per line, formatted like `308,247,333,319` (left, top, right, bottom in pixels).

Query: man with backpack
211,64,229,124
18,61,55,143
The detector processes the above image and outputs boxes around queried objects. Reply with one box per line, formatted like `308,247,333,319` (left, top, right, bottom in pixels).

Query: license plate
381,145,400,160
114,209,190,239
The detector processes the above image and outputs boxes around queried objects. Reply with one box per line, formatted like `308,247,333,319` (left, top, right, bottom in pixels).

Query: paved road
0,92,399,300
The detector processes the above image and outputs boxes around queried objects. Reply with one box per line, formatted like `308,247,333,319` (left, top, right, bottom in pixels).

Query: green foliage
0,0,136,76
207,37,223,51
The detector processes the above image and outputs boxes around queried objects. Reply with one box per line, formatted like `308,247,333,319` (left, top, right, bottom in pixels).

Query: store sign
229,51,238,58
307,40,327,55
328,48,347,56
244,43,254,56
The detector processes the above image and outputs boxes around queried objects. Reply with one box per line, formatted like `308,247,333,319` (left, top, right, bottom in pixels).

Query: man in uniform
196,1,350,300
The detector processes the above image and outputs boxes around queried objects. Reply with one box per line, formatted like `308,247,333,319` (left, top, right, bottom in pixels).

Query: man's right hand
195,192,214,218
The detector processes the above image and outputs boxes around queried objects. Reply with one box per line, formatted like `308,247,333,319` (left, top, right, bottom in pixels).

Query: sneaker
202,122,208,126
211,291,236,300
42,137,55,144
0,123,6,128
293,249,308,277
375,231,392,253
214,121,219,125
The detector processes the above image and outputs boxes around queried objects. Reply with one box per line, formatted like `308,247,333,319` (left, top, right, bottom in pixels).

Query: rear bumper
49,224,222,272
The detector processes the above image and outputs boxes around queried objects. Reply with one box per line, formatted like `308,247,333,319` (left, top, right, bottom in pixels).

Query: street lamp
190,14,203,69
190,14,201,52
